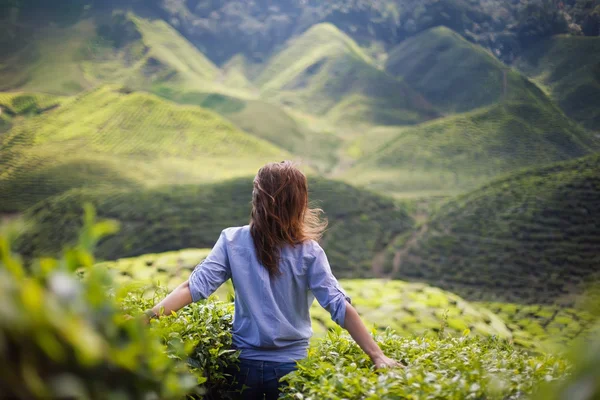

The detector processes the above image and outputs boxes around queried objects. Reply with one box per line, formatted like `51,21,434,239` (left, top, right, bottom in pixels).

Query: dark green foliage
515,0,569,47
281,329,569,399
97,11,143,48
571,0,600,36
19,177,413,278
515,35,600,131
387,154,600,304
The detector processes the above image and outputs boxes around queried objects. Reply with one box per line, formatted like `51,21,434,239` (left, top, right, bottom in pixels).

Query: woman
144,161,400,399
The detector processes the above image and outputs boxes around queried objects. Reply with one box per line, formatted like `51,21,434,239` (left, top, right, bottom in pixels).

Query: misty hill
382,154,600,304
256,23,439,128
0,86,287,212
19,177,414,278
0,13,225,96
515,35,600,132
385,26,546,113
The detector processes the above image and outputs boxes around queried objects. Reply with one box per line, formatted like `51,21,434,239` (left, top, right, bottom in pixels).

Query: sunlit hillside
256,23,439,128
0,86,287,212
386,26,546,113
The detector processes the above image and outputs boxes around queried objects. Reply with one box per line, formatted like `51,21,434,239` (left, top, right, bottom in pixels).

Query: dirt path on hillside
372,224,428,279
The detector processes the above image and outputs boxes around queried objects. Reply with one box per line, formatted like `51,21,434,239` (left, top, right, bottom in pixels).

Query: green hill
152,90,342,172
0,12,337,169
341,100,599,197
0,13,227,96
515,35,600,132
19,177,414,278
385,26,546,113
256,23,439,128
381,154,600,304
0,86,287,212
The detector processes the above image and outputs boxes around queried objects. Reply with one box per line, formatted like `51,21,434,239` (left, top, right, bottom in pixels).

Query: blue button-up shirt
188,226,350,362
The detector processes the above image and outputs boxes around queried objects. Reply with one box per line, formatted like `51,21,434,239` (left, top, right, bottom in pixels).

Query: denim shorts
225,358,297,400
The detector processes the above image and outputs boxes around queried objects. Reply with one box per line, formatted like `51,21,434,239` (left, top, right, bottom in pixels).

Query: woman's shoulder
220,225,251,244
299,239,325,257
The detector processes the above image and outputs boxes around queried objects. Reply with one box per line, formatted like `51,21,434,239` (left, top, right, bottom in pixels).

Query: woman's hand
371,354,403,369
343,302,404,369
147,279,193,319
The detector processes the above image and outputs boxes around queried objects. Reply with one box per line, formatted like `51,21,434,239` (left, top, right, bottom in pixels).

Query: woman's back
188,225,349,362
147,161,399,399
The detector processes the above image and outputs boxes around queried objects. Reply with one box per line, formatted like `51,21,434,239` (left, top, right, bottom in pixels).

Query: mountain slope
341,99,599,197
0,13,235,97
383,154,600,304
152,90,342,172
385,26,546,113
256,23,439,128
515,35,600,131
0,86,287,212
19,177,414,278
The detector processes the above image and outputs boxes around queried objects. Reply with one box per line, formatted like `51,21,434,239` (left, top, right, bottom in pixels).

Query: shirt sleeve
307,242,351,328
188,230,232,302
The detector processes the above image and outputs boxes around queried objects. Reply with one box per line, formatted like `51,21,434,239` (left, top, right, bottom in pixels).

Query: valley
1,1,599,398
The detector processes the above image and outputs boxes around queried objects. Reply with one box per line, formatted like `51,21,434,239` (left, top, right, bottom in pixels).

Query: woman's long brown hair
250,161,327,276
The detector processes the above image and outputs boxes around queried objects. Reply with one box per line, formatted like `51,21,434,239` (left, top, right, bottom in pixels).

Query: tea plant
118,284,240,397
0,206,197,399
282,329,569,400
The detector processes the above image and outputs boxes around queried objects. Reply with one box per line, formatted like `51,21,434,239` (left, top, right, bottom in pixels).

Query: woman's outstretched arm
343,301,402,369
148,279,193,319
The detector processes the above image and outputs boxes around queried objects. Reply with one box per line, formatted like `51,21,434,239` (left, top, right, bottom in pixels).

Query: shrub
0,206,197,399
282,329,569,400
118,285,240,398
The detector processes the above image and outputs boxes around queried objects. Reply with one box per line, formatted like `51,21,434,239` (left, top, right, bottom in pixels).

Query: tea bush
119,285,239,397
1,206,593,400
281,329,569,400
0,207,198,399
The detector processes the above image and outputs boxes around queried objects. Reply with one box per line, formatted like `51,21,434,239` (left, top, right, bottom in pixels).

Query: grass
255,23,439,128
515,35,600,132
340,99,599,197
385,26,546,113
381,154,600,305
19,176,414,278
0,86,288,212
